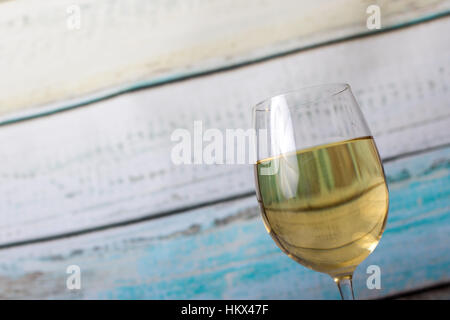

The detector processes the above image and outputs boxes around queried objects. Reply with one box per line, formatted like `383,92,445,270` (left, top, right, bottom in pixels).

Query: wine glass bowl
253,84,389,299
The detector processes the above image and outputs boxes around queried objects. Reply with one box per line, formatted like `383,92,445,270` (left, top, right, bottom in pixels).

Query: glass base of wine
253,84,389,299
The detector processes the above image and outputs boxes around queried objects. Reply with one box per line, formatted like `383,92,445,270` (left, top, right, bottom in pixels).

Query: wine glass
253,83,389,299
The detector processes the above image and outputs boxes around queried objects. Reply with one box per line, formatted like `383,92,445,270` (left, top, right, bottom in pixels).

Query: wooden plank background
0,16,449,246
0,1,449,299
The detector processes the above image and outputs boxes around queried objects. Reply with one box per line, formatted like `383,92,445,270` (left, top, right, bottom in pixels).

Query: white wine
255,136,388,279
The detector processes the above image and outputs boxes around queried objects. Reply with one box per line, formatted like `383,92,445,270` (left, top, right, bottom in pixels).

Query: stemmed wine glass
253,83,389,299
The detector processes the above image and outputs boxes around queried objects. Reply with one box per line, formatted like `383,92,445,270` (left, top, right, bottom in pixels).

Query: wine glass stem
335,276,355,300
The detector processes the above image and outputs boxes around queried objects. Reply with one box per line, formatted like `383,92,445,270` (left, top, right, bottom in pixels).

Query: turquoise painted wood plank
0,145,448,299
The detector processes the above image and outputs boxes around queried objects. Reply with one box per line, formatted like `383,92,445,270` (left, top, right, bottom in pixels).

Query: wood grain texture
0,0,449,117
0,145,448,299
0,18,449,245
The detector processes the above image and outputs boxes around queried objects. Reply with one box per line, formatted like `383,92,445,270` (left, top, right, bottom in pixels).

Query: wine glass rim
253,83,350,111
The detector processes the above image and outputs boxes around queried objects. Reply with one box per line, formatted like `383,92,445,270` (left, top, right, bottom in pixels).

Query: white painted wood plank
0,0,449,116
0,18,449,245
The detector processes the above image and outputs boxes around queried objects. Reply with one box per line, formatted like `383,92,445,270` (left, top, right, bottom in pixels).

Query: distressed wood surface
0,18,449,245
396,284,450,300
0,0,449,117
0,145,448,299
